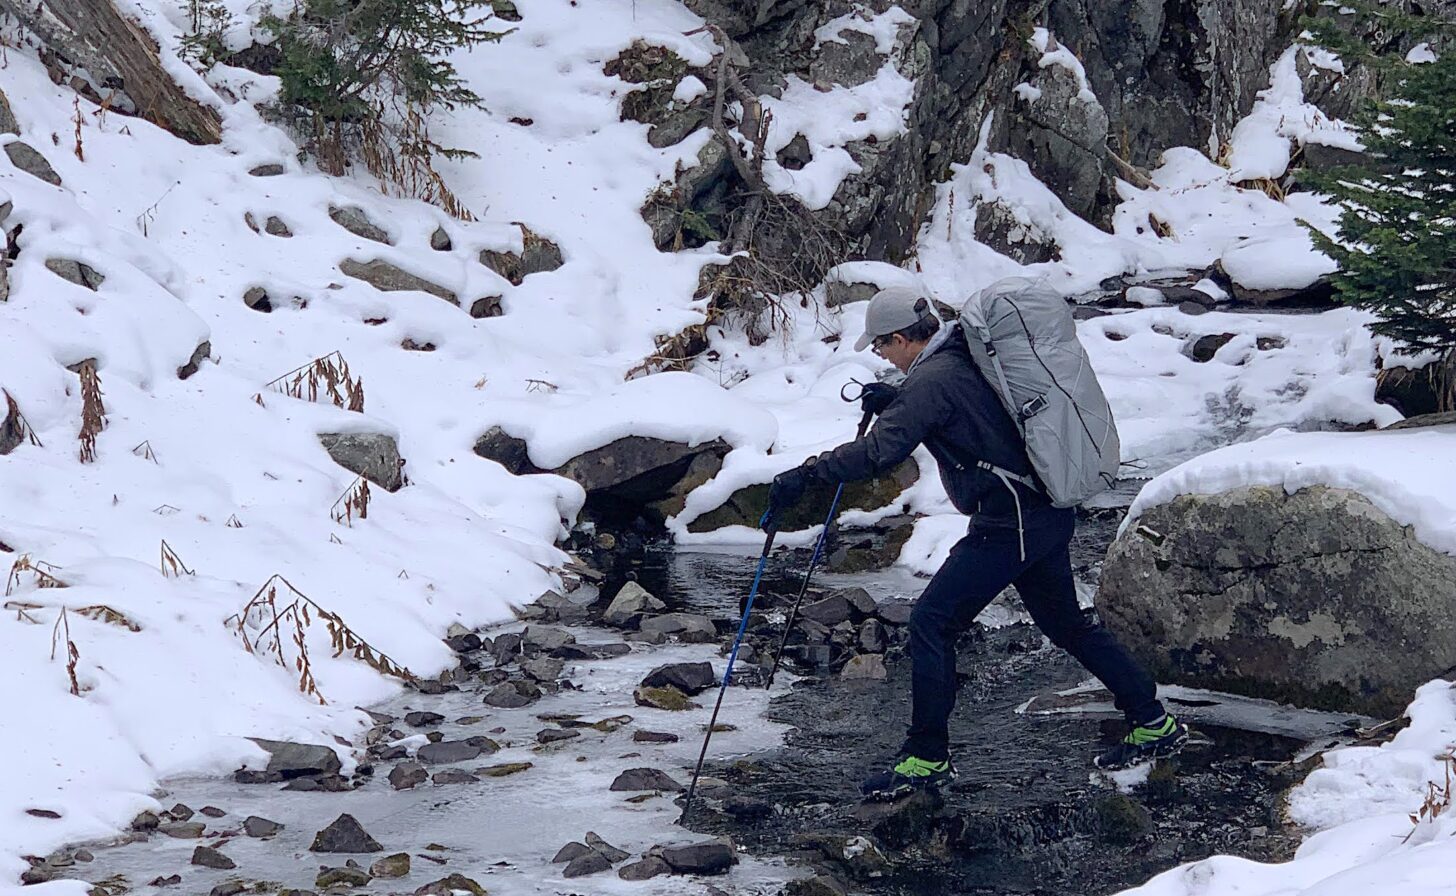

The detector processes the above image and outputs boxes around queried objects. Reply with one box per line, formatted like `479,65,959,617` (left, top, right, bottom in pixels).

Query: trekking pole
679,526,777,825
764,408,875,688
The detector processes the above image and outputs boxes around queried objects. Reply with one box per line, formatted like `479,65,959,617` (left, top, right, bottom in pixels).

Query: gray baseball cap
853,286,938,351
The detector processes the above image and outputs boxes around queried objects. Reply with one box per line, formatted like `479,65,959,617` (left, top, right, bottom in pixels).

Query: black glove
860,382,899,416
760,464,813,530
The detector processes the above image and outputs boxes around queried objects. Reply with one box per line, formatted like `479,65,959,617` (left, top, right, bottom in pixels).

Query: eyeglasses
871,334,895,355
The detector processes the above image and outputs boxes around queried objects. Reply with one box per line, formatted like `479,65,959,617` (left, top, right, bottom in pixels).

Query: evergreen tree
1301,3,1456,356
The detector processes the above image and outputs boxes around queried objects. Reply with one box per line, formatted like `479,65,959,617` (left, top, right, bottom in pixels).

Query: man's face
871,332,919,374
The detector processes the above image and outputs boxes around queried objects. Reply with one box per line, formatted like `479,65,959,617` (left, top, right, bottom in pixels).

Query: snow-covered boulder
1100,481,1456,717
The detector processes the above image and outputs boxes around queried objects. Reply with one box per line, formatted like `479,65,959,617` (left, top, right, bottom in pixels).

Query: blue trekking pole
680,526,777,824
764,407,876,687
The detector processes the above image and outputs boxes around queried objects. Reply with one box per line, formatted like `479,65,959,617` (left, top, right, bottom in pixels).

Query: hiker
762,284,1186,801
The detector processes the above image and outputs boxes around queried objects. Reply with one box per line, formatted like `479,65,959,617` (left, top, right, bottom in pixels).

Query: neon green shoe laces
893,756,950,777
1125,716,1177,745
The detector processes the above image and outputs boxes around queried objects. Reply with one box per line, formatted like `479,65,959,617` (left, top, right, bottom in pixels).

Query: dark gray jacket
808,323,1048,523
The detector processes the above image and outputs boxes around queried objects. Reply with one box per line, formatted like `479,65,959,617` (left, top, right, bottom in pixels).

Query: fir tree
1301,3,1456,356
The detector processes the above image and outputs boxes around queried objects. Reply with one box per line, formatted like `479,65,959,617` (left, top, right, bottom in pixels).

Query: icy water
41,511,1367,896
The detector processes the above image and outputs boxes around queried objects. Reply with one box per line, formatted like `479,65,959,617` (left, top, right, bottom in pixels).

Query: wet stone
553,841,592,863
563,850,613,877
249,738,343,778
72,849,93,862
310,813,383,853
610,767,684,792
875,601,912,626
641,661,715,695
634,685,694,711
490,632,523,663
858,619,887,653
618,856,671,880
388,761,428,790
159,821,206,838
851,789,940,850
371,853,411,878
432,768,479,785
244,815,283,838
283,774,351,791
446,633,481,653
167,803,194,821
405,711,445,727
484,680,542,708
625,630,668,645
465,735,501,752
210,884,246,896
656,840,736,875
199,806,226,818
478,669,511,686
785,873,849,896
191,845,235,869
414,873,487,895
316,866,372,887
373,744,409,761
840,654,887,680
417,740,482,764
537,728,581,744
604,581,666,626
633,729,679,743
131,811,160,831
522,625,575,651
799,595,853,626
149,875,182,887
477,761,532,777
411,679,456,695
586,831,630,862
522,657,565,681
639,612,716,642
723,795,773,820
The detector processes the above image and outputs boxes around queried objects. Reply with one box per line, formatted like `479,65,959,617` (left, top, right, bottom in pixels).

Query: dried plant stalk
359,108,477,222
77,360,107,463
72,96,84,161
225,574,414,704
160,540,194,578
3,389,44,448
265,351,364,412
51,608,81,696
330,476,371,526
6,554,67,596
1405,753,1455,842
73,605,141,631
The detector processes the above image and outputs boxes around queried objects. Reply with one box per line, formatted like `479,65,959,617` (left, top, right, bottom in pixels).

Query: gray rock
875,601,912,626
44,258,105,290
858,619,887,653
687,456,915,533
618,856,671,880
168,803,194,821
209,884,245,896
159,821,206,838
536,728,581,744
1185,333,1236,363
974,199,1058,265
5,141,61,185
191,845,235,869
1386,411,1456,430
522,657,565,681
469,294,504,318
264,216,292,237
558,436,726,497
329,205,392,244
1005,48,1110,219
316,866,372,887
640,661,715,695
634,685,695,711
388,762,428,790
249,163,285,176
604,581,666,625
431,768,479,785
553,841,592,863
370,853,411,878
416,741,483,764
130,811,160,831
786,873,849,896
522,625,575,651
177,340,210,380
340,258,456,305
1100,484,1456,716
484,680,541,708
632,729,679,744
638,612,716,643
610,767,684,792
242,286,271,312
243,815,283,838
309,813,383,853
317,432,404,492
0,87,19,134
799,595,853,627
655,840,736,875
840,654,887,680
478,224,564,285
405,711,445,727
563,850,613,877
430,226,452,250
490,631,523,663
473,427,537,475
585,831,630,863
413,873,487,895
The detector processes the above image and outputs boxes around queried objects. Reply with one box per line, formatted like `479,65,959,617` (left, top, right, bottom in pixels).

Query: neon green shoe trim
892,756,950,777
1124,715,1177,745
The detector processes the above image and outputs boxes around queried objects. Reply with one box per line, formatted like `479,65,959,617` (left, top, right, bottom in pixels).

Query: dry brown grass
77,360,106,463
51,608,81,696
264,351,364,412
360,108,477,222
1405,752,1455,842
3,389,44,448
72,96,84,162
6,554,66,596
132,440,157,463
226,574,415,704
330,476,371,526
160,540,193,578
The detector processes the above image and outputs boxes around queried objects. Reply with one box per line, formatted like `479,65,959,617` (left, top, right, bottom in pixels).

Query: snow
1029,28,1099,104
1406,42,1438,64
0,0,1448,892
1225,45,1362,183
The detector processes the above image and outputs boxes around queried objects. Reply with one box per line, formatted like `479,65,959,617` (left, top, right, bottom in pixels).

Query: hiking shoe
860,755,957,801
1094,714,1189,770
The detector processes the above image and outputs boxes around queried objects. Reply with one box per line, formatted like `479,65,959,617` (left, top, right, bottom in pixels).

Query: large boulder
686,457,918,533
318,432,404,492
1099,485,1456,717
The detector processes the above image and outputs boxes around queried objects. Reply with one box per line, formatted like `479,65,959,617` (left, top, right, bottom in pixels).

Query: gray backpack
958,277,1120,508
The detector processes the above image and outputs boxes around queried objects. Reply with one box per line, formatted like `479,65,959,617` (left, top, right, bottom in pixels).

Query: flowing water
38,504,1366,896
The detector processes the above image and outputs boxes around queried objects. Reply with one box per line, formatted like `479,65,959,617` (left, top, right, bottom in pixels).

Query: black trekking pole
679,526,777,824
764,408,875,688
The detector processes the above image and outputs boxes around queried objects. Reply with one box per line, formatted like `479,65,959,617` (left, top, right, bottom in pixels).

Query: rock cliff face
656,0,1340,261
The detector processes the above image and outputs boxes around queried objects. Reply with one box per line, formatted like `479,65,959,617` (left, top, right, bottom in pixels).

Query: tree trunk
0,0,222,145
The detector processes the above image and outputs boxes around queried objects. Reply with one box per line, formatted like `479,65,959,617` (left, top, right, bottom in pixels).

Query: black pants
903,507,1164,761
